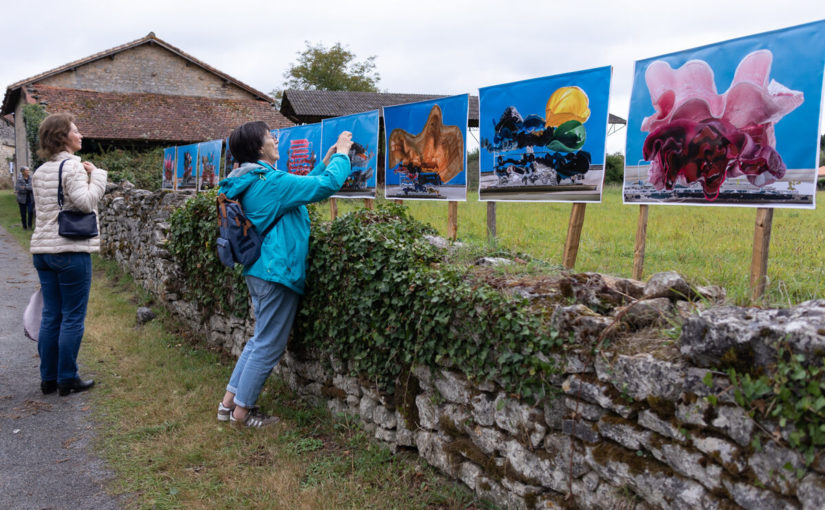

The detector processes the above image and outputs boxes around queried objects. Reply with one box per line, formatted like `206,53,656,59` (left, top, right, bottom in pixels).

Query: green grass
0,190,32,248
329,185,825,305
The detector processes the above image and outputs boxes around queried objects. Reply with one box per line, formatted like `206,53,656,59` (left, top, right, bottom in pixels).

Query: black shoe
58,378,95,396
41,380,57,394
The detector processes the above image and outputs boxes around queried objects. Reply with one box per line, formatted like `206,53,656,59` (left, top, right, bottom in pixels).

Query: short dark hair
37,113,75,160
228,121,270,164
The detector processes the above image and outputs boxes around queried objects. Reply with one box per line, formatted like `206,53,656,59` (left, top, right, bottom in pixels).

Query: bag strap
56,159,70,211
216,192,281,239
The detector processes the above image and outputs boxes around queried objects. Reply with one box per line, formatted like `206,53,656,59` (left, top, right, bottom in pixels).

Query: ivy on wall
168,189,249,317
22,103,47,168
167,199,565,400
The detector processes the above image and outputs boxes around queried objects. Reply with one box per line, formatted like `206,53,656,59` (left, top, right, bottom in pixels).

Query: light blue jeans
227,276,300,408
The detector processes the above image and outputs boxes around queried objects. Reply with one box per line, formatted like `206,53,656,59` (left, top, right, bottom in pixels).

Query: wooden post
633,205,649,280
486,201,497,242
447,201,458,241
364,198,374,210
750,207,774,302
394,200,404,205
329,198,338,220
562,203,587,270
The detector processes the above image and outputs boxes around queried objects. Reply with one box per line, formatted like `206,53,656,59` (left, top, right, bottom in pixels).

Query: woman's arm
269,153,351,212
63,160,108,213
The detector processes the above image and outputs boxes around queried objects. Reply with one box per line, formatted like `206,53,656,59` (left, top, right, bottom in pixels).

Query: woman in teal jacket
217,121,352,428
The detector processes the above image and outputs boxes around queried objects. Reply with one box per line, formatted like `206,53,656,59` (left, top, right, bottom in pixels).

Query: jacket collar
50,151,80,162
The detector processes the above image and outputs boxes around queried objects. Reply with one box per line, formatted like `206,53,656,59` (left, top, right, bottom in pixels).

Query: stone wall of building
39,44,253,100
99,184,825,510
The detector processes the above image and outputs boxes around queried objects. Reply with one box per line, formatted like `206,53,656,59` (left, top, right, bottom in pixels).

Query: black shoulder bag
57,159,99,239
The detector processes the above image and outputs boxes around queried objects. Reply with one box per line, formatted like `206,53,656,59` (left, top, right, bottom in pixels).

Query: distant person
216,121,351,428
15,166,34,230
30,113,107,396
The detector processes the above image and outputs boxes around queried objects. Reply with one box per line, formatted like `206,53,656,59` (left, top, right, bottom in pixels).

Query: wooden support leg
329,198,338,220
364,198,374,210
486,201,497,242
447,201,458,241
750,207,774,302
633,205,649,280
562,203,587,270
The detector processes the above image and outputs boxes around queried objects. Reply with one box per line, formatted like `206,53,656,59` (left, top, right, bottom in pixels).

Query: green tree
282,41,380,93
604,152,625,185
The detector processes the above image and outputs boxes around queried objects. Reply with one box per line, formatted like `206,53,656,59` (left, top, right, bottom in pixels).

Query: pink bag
23,288,42,342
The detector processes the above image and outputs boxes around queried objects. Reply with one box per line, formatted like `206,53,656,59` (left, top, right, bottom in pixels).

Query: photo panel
624,20,825,208
276,124,323,175
197,139,223,191
224,136,237,175
479,66,612,202
162,146,176,190
384,94,469,201
175,143,199,191
322,110,380,199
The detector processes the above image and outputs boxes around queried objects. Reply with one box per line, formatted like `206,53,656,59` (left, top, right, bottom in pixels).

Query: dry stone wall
99,184,825,510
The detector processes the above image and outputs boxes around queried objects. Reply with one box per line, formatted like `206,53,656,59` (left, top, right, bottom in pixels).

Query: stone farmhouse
1,32,293,176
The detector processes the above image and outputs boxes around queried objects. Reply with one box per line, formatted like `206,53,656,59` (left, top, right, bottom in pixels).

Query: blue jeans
33,253,92,384
227,276,300,408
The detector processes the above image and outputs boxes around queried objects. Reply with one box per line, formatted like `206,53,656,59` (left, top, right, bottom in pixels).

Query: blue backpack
215,193,277,268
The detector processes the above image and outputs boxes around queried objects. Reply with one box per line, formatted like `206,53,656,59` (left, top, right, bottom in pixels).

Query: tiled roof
280,89,480,126
30,86,292,143
2,32,273,115
280,89,626,127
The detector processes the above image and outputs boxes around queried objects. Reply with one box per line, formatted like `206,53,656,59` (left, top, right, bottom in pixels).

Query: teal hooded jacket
218,153,351,294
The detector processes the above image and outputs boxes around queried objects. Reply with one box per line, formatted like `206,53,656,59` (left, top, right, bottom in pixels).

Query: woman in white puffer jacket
31,113,107,396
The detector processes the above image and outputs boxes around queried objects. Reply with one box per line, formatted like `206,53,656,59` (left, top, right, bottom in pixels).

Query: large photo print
384,94,468,201
624,20,825,208
322,110,379,199
276,124,322,175
479,66,612,202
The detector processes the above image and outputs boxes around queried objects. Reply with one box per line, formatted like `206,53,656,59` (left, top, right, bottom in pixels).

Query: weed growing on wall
704,341,825,467
168,189,248,317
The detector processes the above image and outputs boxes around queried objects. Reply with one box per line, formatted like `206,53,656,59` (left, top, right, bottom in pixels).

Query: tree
281,41,380,93
604,152,625,185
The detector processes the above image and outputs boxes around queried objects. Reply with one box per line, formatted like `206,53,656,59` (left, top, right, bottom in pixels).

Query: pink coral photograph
624,20,825,208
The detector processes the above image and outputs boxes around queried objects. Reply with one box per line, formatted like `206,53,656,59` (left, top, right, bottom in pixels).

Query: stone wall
99,185,825,510
40,44,252,100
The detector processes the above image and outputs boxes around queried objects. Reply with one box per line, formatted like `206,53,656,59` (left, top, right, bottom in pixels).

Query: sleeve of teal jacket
271,153,350,212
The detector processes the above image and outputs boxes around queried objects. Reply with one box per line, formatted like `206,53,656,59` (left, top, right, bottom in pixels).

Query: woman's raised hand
335,131,353,156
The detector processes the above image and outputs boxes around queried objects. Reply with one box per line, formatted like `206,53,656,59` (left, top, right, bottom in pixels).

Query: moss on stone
438,415,467,439
320,385,347,400
646,395,676,418
591,442,674,478
394,369,421,430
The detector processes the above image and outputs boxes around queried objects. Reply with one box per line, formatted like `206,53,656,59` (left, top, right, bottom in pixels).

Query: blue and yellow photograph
479,66,611,202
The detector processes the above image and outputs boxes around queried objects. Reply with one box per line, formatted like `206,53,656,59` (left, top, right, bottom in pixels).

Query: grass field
331,185,825,306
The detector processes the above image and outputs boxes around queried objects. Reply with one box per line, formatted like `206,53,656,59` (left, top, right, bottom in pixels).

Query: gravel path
0,224,123,510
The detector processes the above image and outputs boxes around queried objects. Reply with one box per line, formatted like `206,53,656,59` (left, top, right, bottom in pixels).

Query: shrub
604,152,625,184
81,147,163,191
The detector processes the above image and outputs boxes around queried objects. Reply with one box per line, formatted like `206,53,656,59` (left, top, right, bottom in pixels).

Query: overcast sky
3,0,824,153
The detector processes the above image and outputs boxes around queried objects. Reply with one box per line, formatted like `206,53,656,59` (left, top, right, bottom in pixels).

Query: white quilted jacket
30,152,108,254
